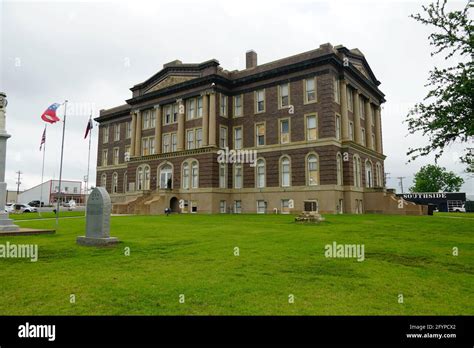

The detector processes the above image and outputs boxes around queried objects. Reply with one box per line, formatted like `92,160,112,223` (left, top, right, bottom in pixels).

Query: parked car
4,203,14,213
28,200,45,207
452,205,466,213
14,204,37,213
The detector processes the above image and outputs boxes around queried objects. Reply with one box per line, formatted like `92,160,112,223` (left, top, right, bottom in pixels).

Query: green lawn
0,214,472,315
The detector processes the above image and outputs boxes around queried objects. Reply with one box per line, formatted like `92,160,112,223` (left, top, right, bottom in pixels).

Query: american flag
39,127,46,151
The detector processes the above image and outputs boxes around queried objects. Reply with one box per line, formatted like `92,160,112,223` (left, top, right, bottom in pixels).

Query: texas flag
41,103,61,124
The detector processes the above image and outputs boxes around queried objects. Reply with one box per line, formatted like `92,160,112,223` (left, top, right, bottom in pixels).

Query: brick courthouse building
95,43,425,215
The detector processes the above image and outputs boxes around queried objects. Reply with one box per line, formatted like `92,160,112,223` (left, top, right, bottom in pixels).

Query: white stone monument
0,92,20,232
76,187,119,246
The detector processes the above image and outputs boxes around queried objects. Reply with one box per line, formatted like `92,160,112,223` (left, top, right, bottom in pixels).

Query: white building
18,180,84,205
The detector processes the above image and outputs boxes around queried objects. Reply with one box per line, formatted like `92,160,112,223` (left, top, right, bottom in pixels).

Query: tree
410,164,464,192
406,0,473,173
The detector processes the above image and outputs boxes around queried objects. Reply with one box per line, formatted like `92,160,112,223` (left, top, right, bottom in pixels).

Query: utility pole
397,176,406,194
15,170,22,201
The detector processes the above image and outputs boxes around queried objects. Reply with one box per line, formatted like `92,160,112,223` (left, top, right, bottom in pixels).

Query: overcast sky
0,0,472,195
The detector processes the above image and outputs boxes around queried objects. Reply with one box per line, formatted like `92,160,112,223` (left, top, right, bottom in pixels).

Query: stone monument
0,92,20,232
76,187,119,246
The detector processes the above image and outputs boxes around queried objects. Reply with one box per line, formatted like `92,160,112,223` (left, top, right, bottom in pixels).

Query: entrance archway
170,197,179,213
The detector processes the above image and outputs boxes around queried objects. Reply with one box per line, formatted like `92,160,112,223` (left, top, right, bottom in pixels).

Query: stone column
340,80,349,140
375,106,382,153
353,90,362,145
202,94,209,146
130,112,136,156
134,110,142,156
208,92,217,146
177,99,185,151
365,100,374,150
154,105,162,154
0,92,19,232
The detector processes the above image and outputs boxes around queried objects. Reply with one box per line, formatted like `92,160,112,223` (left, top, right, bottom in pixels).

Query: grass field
0,213,472,315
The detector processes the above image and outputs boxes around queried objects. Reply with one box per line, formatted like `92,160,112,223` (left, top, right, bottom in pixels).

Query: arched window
256,159,265,188
219,163,227,188
159,164,173,189
336,153,343,186
136,167,143,190
375,163,383,187
182,162,189,189
307,154,318,186
191,161,199,188
353,155,362,187
281,156,291,187
365,160,373,188
234,163,242,189
101,173,107,190
123,173,128,192
112,172,118,193
143,165,150,190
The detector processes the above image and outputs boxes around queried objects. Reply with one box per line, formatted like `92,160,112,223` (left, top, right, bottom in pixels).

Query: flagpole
55,100,67,226
86,112,92,205
39,124,47,218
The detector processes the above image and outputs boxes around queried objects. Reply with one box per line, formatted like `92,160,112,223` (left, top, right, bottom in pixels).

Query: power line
15,170,22,201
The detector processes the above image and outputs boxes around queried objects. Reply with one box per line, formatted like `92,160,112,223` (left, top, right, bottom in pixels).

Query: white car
14,204,38,213
452,205,466,213
4,203,14,213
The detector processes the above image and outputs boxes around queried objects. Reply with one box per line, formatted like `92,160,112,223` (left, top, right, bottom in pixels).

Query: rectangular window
171,133,177,152
126,121,132,138
360,97,365,119
219,164,226,188
280,119,290,144
187,99,196,120
172,103,178,123
103,126,109,143
197,97,203,118
113,148,119,164
219,126,227,148
125,145,131,161
150,110,156,128
187,129,195,150
102,149,108,166
234,200,242,214
164,105,172,125
305,77,316,103
347,88,353,112
255,89,265,113
234,95,242,117
281,199,290,214
220,94,228,117
349,122,354,140
279,83,289,108
334,77,340,104
163,134,170,153
256,123,265,146
234,127,243,150
257,200,266,214
306,115,317,141
142,110,150,129
141,137,154,156
114,124,120,141
336,114,341,140
234,164,242,189
219,201,227,214
361,128,366,146
196,128,202,148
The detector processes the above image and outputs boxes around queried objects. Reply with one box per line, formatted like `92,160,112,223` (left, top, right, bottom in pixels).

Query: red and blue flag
41,103,61,124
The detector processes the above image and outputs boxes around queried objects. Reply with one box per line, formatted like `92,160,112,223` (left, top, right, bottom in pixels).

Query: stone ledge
0,228,56,237
76,236,120,247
